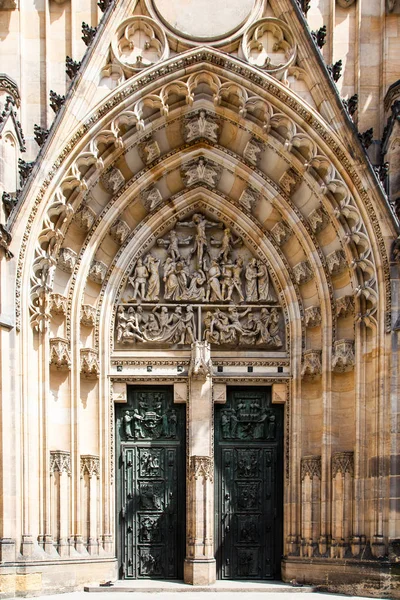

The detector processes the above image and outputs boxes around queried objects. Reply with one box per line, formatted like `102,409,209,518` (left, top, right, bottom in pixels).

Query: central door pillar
184,342,216,585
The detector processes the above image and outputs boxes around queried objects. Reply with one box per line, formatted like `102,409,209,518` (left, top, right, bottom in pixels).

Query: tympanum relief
115,212,284,350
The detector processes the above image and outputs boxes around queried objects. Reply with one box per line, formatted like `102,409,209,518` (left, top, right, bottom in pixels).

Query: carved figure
116,306,128,342
163,258,179,300
145,255,160,301
185,270,206,301
123,411,133,438
130,258,149,300
221,262,234,301
245,258,259,302
257,260,275,302
221,410,231,438
180,305,196,345
239,311,262,344
257,308,272,345
206,260,223,302
211,227,242,262
132,409,144,438
157,228,191,261
268,307,283,348
179,213,221,269
175,260,190,299
232,257,245,302
124,307,146,343
185,110,219,142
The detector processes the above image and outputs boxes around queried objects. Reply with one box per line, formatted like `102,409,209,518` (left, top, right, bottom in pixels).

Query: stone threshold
84,580,314,593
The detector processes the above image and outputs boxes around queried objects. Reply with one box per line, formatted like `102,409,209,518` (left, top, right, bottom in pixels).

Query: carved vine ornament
115,212,284,350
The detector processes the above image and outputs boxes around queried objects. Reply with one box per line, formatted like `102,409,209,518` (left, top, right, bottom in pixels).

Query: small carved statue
129,258,149,300
245,258,259,302
206,260,223,302
145,255,160,301
179,213,221,269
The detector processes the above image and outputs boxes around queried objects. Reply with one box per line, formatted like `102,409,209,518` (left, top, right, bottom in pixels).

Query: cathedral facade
0,0,399,596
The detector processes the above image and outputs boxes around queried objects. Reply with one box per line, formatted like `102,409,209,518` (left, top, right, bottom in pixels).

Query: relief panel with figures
116,387,185,579
215,388,283,580
115,212,285,350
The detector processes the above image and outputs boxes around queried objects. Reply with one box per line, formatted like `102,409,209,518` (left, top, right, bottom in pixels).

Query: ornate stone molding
189,341,213,379
0,73,20,103
80,348,100,378
332,451,354,477
309,206,329,233
74,205,96,231
271,221,291,246
49,293,67,316
80,305,96,327
80,455,100,479
239,187,259,213
301,455,321,480
141,185,163,212
332,339,355,373
58,247,77,273
327,249,347,275
50,450,71,474
138,136,161,164
189,455,213,481
49,338,71,370
88,260,107,284
305,306,322,328
279,168,302,195
243,138,264,165
184,110,219,143
100,167,125,194
181,157,221,187
301,349,322,379
110,219,130,245
336,295,354,318
293,260,313,285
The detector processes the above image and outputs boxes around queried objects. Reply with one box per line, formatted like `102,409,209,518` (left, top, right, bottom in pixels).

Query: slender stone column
184,342,216,585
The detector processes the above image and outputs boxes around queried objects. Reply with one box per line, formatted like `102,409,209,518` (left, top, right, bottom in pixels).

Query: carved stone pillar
331,451,354,558
184,342,216,585
300,456,321,558
80,455,100,555
50,451,71,557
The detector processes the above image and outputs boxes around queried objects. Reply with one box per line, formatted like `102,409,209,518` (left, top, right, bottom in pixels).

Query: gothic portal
0,0,400,597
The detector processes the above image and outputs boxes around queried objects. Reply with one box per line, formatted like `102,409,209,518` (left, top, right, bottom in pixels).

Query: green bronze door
116,386,185,579
215,387,283,580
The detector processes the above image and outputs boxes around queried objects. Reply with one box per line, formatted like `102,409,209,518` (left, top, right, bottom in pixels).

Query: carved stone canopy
301,349,322,379
115,211,284,351
332,339,355,372
332,451,354,477
301,455,321,480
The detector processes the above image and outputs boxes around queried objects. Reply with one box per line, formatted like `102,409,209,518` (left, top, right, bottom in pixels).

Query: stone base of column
0,538,16,562
184,558,216,585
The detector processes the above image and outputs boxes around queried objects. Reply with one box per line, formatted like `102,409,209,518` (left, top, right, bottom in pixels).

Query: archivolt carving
110,219,130,245
23,55,384,332
301,350,322,379
305,306,321,328
336,295,354,318
49,293,67,316
239,187,259,213
184,110,219,143
81,304,96,327
332,339,355,373
271,221,291,246
80,348,100,378
49,338,71,370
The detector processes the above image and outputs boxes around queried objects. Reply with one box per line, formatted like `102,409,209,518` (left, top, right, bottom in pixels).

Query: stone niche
115,211,285,351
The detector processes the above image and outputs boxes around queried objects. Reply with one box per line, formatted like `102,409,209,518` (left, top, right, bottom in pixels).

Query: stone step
84,580,314,593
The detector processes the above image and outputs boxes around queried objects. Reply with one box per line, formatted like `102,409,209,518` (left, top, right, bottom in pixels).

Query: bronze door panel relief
215,388,283,580
117,387,185,579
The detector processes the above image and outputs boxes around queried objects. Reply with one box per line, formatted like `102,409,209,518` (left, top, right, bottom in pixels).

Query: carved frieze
80,304,96,327
332,451,354,477
332,339,355,373
80,348,100,378
301,455,321,480
189,456,213,481
336,295,354,318
110,219,130,245
50,451,71,474
239,187,259,213
49,338,71,370
279,168,302,195
305,306,322,328
141,185,163,212
115,212,284,350
301,349,322,379
243,138,264,165
184,110,219,143
58,247,77,273
271,221,291,246
88,260,107,284
181,157,221,187
74,205,96,231
327,249,347,275
138,137,160,164
80,455,100,479
49,293,67,316
308,206,329,233
100,167,125,194
293,260,313,285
